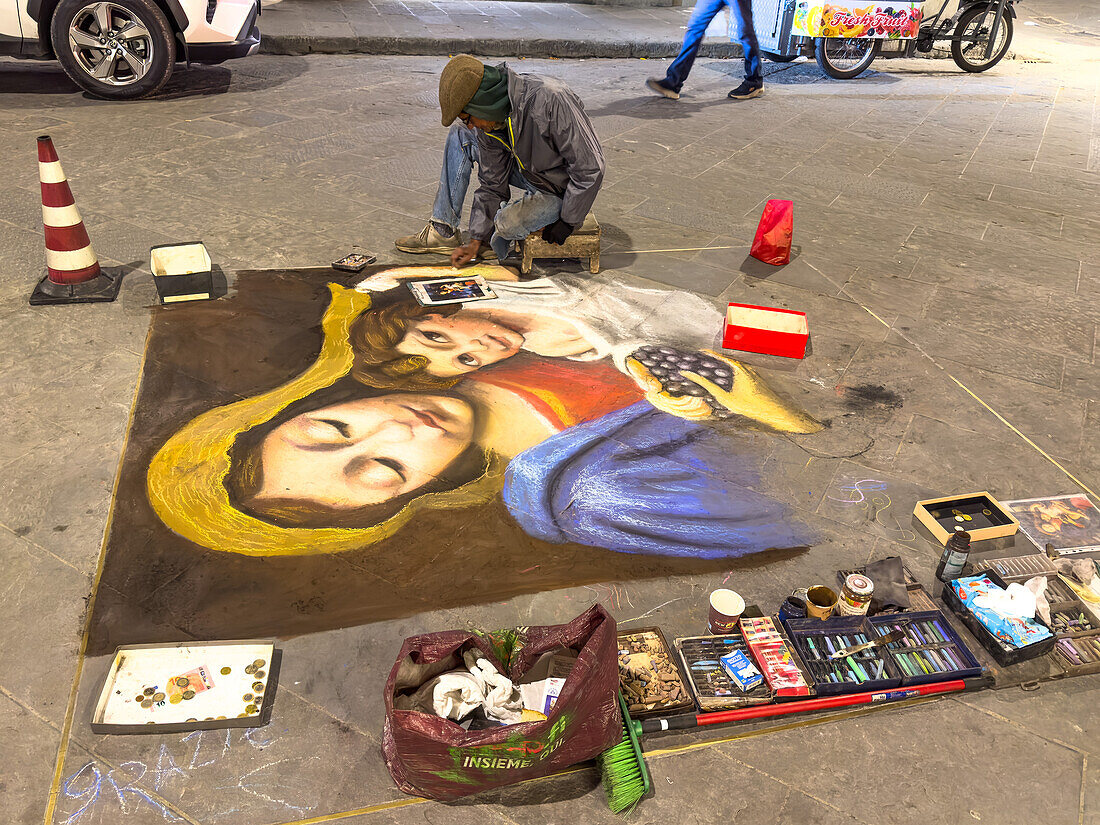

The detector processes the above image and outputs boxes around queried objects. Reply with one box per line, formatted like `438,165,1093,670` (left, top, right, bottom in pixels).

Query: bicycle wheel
951,4,1013,72
814,37,880,79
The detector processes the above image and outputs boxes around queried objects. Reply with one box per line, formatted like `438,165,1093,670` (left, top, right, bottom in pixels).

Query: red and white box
722,303,809,359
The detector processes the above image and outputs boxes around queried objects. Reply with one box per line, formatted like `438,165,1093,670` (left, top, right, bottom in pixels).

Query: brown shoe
395,223,463,254
645,78,680,100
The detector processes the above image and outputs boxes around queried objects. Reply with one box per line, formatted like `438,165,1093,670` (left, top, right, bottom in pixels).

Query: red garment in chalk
467,354,644,431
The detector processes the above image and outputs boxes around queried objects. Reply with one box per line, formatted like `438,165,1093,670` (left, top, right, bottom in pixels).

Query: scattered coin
255,670,265,679
141,700,153,709
220,666,232,675
152,692,166,702
238,713,248,718
252,681,264,692
175,677,190,688
243,693,253,702
169,695,183,705
182,689,196,700
135,694,145,703
143,687,155,696
186,718,198,722
245,704,258,714
982,509,992,516
216,716,226,720
245,665,256,675
253,659,265,668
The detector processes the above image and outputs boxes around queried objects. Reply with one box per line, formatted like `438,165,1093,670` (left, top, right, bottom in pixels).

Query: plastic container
941,569,1057,666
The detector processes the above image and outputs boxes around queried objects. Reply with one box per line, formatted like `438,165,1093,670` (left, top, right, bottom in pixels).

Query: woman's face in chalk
396,311,524,377
257,394,475,508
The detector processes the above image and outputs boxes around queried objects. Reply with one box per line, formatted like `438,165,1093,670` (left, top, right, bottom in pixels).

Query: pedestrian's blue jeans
663,0,762,92
431,123,563,260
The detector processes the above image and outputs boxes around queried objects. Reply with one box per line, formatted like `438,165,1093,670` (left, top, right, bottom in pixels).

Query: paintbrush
828,629,904,659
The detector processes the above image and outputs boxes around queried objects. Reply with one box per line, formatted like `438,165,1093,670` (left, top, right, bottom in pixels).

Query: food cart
749,0,1015,78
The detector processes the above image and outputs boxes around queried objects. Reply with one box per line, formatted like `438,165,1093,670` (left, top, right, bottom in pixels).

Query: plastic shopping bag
750,199,793,265
381,604,621,800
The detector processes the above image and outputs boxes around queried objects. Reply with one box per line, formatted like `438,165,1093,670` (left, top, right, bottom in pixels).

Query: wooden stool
521,213,601,274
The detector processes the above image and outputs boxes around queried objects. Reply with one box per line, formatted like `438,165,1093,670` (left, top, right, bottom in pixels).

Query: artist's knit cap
439,54,484,126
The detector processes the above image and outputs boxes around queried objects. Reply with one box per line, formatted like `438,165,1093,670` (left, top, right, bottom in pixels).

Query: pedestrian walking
646,0,764,101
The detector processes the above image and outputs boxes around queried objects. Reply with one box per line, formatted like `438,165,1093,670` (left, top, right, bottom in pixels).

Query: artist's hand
541,219,574,245
451,240,482,268
680,351,823,433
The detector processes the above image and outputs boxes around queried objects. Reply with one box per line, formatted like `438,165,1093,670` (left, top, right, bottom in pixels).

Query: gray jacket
468,66,605,242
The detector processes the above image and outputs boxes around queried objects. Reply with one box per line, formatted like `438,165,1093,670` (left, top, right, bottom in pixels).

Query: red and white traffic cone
30,135,123,306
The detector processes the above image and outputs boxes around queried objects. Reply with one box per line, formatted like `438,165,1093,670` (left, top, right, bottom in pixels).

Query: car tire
51,0,175,99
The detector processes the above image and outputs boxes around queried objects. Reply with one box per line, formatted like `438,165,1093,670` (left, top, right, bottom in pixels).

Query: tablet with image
408,275,497,306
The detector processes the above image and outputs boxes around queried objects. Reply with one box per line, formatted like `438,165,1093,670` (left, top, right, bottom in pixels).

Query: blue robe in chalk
502,402,811,558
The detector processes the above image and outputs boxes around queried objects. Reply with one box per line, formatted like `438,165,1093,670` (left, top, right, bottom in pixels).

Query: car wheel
51,0,175,99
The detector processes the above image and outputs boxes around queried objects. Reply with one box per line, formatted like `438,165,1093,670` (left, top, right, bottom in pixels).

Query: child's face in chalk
396,311,524,377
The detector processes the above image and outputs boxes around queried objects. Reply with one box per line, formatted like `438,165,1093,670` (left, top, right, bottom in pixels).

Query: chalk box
675,633,774,711
719,649,763,691
722,303,809,359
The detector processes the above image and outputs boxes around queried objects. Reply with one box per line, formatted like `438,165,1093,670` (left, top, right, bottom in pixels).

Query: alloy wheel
68,2,154,87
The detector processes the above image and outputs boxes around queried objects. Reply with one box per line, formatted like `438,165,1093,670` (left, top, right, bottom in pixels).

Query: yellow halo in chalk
146,282,502,557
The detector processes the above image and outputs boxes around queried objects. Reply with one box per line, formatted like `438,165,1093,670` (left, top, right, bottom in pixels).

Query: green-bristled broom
598,678,982,812
596,692,651,813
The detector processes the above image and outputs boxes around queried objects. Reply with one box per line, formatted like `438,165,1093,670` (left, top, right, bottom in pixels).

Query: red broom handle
697,679,966,725
640,678,973,733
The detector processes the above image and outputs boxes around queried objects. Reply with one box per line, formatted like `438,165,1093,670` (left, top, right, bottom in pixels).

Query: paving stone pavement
0,50,1097,825
254,0,1100,60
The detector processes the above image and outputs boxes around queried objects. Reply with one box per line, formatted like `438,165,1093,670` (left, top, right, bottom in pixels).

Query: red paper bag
381,604,621,801
750,199,793,266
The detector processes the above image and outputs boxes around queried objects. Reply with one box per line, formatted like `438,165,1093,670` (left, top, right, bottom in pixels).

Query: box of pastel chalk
722,303,809,359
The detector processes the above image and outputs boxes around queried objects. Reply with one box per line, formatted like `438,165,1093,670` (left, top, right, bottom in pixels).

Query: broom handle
640,678,975,733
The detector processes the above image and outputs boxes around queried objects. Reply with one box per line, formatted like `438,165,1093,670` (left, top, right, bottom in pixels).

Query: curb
259,34,742,58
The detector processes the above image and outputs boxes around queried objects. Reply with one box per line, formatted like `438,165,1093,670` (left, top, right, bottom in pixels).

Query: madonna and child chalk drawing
89,265,830,651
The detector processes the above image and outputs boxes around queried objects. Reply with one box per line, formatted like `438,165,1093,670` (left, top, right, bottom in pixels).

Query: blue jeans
663,0,762,92
431,123,563,260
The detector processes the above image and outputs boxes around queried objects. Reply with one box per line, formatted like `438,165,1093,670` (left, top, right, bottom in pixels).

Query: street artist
395,55,605,267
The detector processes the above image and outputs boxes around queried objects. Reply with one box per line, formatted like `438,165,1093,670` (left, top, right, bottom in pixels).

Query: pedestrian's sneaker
645,78,680,100
727,81,764,100
395,223,463,254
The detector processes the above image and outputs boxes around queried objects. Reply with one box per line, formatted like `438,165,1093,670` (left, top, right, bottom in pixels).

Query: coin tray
92,639,278,734
913,492,1019,546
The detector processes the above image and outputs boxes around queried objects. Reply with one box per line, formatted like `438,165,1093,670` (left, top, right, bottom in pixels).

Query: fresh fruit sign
793,2,922,38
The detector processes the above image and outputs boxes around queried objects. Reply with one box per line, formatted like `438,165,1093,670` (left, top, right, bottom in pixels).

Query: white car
1,0,259,98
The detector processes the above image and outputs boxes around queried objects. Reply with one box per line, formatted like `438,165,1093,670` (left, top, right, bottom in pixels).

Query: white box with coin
92,639,277,733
